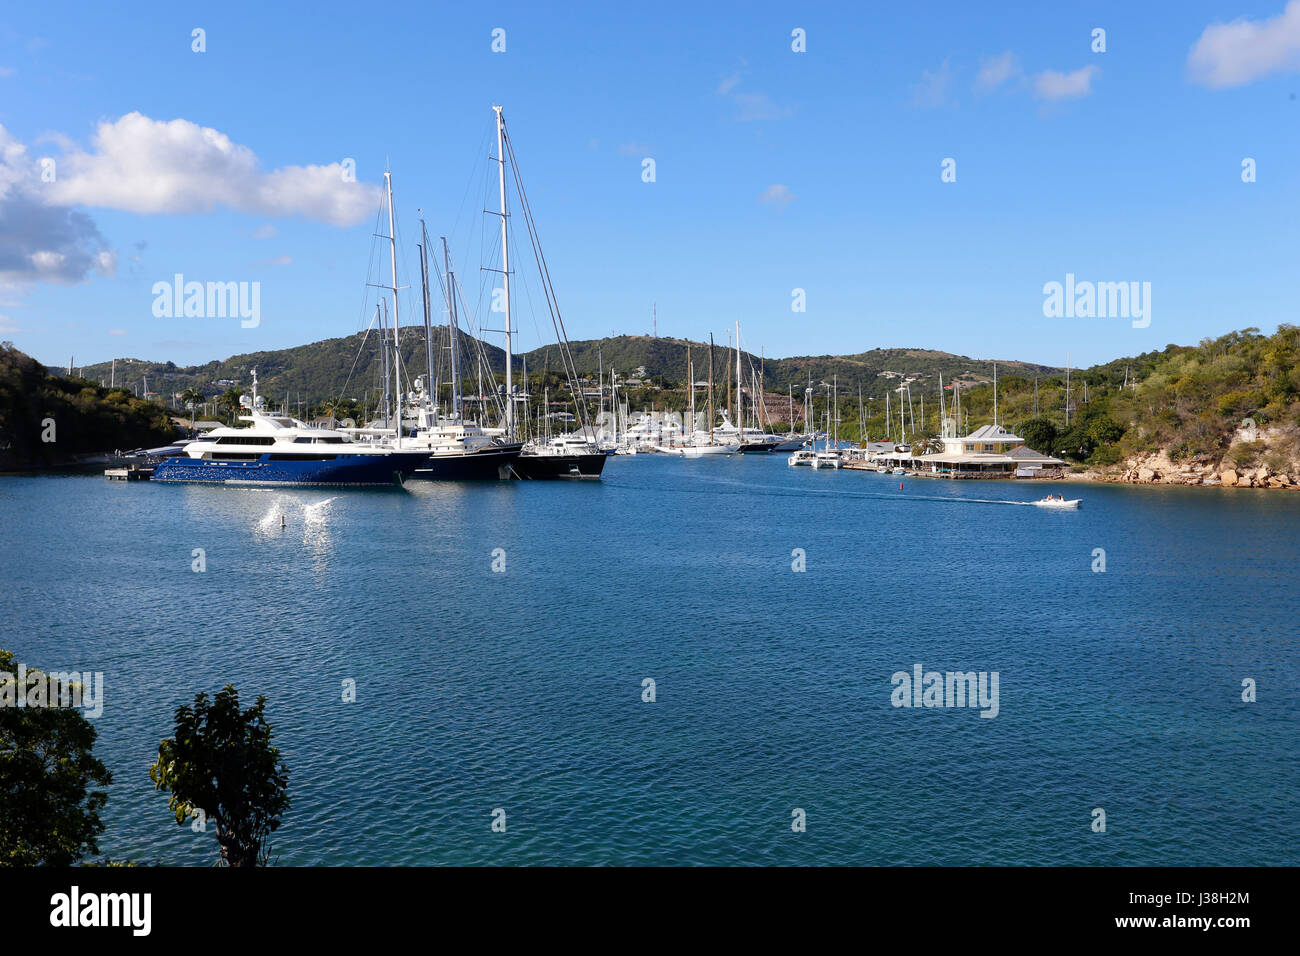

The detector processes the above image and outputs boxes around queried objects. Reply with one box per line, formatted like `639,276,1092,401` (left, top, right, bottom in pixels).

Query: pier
104,465,155,481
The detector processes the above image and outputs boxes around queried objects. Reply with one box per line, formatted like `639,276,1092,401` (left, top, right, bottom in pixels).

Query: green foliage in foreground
150,686,289,867
0,650,112,866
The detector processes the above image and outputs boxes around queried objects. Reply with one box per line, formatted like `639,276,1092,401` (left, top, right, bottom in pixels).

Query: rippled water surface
2,457,1296,865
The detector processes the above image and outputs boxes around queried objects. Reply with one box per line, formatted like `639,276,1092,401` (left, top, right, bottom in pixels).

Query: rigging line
449,258,507,425
447,122,494,257
337,199,389,404
501,123,593,434
339,309,382,404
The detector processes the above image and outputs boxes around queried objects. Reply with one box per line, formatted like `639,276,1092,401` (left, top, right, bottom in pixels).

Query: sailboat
675,332,737,456
349,173,523,479
479,107,606,480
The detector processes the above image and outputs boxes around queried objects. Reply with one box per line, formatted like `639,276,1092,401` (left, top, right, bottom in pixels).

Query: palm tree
318,399,342,425
218,388,243,425
180,387,204,435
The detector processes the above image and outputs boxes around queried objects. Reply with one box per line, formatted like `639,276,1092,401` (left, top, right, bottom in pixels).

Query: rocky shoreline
1073,453,1299,490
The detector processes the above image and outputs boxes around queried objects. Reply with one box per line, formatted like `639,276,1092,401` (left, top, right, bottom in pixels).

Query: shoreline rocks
1082,453,1298,489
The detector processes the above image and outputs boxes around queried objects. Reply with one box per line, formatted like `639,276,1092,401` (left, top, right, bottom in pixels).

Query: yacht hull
411,445,522,480
151,451,428,486
511,452,607,480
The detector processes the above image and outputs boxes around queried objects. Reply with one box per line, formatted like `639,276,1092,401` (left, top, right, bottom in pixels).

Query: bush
1229,440,1265,467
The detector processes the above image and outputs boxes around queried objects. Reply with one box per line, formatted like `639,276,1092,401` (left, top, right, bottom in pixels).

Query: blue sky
2,0,1298,372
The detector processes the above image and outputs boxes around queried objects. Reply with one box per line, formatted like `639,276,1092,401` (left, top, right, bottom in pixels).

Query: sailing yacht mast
493,106,515,438
687,344,694,437
735,320,742,438
383,171,402,448
708,334,715,444
378,300,390,426
418,217,435,407
441,237,461,420
993,362,998,426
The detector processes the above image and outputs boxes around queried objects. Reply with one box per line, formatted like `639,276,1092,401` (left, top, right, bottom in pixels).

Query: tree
217,388,243,425
180,387,205,433
1018,418,1058,454
150,686,289,867
0,650,112,866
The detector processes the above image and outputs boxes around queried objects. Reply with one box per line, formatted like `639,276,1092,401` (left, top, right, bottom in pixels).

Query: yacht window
215,435,275,445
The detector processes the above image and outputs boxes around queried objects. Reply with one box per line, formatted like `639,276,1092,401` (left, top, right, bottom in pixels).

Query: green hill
1,342,177,470
63,331,1062,410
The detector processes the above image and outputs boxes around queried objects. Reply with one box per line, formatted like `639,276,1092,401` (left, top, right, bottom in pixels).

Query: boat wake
256,495,342,533
607,474,1076,510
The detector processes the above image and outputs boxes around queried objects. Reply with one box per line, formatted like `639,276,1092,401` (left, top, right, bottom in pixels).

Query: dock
104,464,155,481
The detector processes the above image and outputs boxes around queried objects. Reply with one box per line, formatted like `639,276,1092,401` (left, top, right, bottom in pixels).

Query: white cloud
617,141,653,156
758,184,795,206
251,223,277,239
911,60,953,108
0,67,15,78
255,255,293,267
108,328,126,335
0,126,116,285
975,52,1019,93
49,112,379,226
1189,0,1300,88
1033,65,1098,100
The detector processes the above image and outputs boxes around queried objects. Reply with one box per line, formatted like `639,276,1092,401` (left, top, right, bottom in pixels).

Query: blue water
1,458,1296,865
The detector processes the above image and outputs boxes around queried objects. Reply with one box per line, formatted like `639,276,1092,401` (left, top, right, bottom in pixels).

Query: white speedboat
1032,496,1081,509
892,466,907,475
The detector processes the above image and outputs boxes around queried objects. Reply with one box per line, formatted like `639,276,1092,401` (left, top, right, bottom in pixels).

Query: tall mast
441,236,461,420
833,375,839,448
993,362,998,426
1065,353,1071,427
858,384,864,443
687,344,694,437
939,374,946,437
383,171,402,447
734,320,741,436
493,106,514,438
708,334,715,444
378,300,389,427
418,217,435,409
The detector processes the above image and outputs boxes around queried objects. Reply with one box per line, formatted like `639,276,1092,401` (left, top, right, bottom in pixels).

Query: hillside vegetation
66,330,1059,412
1,343,177,470
900,327,1300,485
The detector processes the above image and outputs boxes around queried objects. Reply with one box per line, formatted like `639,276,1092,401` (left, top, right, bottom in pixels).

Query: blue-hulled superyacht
152,371,428,486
